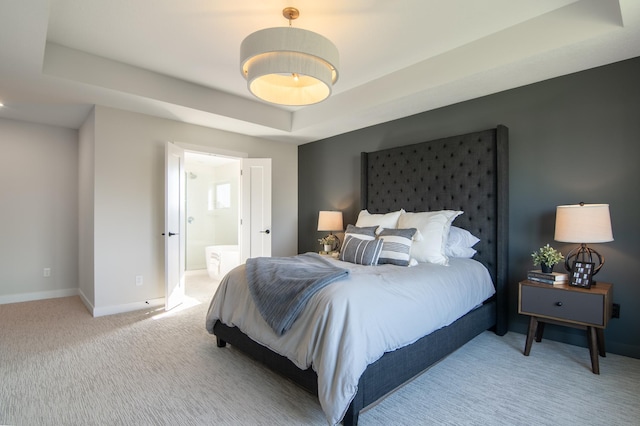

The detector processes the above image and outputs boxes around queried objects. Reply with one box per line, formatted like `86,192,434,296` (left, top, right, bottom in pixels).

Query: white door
240,158,272,262
164,142,186,310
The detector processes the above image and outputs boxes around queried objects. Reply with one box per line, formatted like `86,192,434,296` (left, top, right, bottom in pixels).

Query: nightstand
518,280,613,374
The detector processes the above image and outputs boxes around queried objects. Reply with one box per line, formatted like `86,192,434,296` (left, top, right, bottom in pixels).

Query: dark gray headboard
360,125,508,334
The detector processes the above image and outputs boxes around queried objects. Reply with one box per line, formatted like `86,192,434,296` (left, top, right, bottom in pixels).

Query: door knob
260,229,271,234
161,232,179,236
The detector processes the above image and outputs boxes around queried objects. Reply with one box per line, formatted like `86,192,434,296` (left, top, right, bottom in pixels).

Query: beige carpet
1,271,639,426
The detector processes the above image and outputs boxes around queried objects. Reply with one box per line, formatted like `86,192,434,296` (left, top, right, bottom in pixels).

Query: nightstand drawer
520,285,605,326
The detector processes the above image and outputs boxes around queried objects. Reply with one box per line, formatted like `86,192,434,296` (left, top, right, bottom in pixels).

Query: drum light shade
554,203,613,275
554,204,613,243
240,9,339,106
317,211,343,232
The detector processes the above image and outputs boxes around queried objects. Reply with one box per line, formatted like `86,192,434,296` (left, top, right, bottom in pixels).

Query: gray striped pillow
377,228,417,266
339,235,383,265
344,224,377,240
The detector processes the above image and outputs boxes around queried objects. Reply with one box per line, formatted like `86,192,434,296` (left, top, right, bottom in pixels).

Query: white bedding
205,256,495,425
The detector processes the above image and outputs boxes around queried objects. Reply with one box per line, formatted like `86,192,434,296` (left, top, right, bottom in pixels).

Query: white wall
88,106,298,313
0,118,79,303
0,106,298,312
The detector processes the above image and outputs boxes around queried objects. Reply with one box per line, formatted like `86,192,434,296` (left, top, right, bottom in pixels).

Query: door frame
164,141,186,311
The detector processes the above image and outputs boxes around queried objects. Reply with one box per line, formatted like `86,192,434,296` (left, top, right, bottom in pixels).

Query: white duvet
205,256,495,425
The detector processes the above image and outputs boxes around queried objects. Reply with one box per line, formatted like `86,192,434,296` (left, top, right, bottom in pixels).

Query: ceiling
1,0,639,145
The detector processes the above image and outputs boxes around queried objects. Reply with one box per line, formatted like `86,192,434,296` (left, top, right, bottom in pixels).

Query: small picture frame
569,261,595,289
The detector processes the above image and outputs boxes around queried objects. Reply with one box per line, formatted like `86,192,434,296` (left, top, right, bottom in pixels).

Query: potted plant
531,244,564,273
319,234,338,252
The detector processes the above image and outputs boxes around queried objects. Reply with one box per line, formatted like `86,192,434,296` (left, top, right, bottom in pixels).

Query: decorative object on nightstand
554,203,614,277
568,261,595,288
317,210,343,252
519,279,613,374
531,244,564,273
526,269,568,286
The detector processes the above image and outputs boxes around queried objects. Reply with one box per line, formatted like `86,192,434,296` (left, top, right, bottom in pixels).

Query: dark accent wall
298,56,640,359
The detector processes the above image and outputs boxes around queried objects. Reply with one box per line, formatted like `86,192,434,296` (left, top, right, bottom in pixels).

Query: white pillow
445,226,480,259
447,226,480,249
355,209,404,234
397,210,463,265
445,246,477,259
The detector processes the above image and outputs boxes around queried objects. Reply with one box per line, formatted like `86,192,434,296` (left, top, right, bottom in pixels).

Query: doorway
184,152,241,277
165,144,272,310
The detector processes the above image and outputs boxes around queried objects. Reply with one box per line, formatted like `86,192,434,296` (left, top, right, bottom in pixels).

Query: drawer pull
556,301,563,307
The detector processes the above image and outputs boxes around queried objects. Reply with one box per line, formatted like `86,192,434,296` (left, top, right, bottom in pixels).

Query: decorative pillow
339,235,383,265
355,209,404,234
445,227,480,259
344,224,377,241
398,210,463,265
377,228,417,266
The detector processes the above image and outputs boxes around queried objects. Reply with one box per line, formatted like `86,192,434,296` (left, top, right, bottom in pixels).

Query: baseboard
92,297,165,317
0,288,79,305
78,289,95,314
0,289,165,319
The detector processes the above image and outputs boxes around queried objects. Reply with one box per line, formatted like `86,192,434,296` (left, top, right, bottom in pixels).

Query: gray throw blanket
246,253,349,336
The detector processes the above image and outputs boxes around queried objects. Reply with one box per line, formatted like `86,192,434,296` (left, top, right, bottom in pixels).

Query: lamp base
564,243,605,279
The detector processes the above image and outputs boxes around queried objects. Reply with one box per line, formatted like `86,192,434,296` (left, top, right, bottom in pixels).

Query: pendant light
240,7,339,106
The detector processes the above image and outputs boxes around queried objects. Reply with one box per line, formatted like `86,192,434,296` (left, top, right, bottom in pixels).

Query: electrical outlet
43,268,51,277
135,275,143,286
612,303,620,319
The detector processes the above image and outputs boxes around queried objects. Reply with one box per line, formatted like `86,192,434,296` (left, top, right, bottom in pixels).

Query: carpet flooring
1,271,639,425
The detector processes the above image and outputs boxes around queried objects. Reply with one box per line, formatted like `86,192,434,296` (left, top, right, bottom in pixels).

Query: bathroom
184,152,241,278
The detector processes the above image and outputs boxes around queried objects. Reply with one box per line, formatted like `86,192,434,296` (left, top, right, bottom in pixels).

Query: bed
206,125,509,425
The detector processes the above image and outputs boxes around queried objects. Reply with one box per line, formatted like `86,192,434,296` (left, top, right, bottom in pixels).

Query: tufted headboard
360,125,508,334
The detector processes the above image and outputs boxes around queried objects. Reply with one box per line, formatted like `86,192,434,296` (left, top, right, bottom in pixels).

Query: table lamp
554,203,613,276
317,211,343,251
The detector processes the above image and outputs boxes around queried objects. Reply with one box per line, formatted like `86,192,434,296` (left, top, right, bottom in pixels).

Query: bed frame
213,125,509,425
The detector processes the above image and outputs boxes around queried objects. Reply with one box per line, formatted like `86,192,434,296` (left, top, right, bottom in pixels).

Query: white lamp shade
317,211,343,232
240,27,339,106
554,204,614,243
